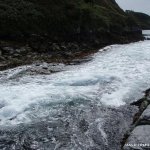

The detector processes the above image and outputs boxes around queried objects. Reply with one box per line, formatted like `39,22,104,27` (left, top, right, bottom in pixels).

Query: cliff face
0,0,142,43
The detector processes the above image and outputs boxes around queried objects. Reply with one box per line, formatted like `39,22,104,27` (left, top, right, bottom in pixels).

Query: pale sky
116,0,150,15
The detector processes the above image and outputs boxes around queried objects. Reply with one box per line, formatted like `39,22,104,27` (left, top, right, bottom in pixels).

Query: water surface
0,41,150,125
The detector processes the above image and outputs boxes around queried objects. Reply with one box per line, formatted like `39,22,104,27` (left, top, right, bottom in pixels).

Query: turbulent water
0,40,150,125
143,30,150,39
0,38,150,149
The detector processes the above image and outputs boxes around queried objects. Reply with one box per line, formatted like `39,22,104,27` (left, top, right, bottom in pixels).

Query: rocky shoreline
0,30,144,71
122,89,150,150
0,37,106,71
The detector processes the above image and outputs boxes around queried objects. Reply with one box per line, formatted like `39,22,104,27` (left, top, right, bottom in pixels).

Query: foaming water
0,41,150,125
143,30,150,39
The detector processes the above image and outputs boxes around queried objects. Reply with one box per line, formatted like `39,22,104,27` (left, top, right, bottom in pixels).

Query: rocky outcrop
123,126,150,150
0,40,96,70
123,89,150,150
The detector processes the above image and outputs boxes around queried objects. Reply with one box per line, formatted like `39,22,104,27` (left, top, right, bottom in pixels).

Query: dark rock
145,88,150,97
51,43,61,52
13,53,21,58
123,125,150,150
139,100,149,112
131,98,146,106
1,47,15,55
15,47,29,54
60,52,73,59
42,66,48,70
60,43,68,51
147,38,150,40
0,56,5,61
67,43,79,52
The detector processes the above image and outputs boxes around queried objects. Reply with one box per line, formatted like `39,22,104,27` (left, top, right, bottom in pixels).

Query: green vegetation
0,0,146,69
126,10,150,29
0,0,147,43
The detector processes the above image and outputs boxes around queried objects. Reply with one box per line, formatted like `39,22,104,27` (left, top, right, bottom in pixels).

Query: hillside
0,0,144,70
0,0,142,42
126,10,150,29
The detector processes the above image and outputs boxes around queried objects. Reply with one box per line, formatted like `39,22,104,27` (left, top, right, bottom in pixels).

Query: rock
60,51,73,59
60,43,68,51
0,56,5,61
67,43,79,52
139,100,149,112
15,47,28,54
13,53,21,58
138,105,150,125
51,43,61,51
1,47,15,54
0,50,5,61
42,66,48,70
123,125,150,150
131,98,146,106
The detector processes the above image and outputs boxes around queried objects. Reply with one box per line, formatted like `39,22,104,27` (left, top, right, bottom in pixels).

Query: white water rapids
0,40,150,125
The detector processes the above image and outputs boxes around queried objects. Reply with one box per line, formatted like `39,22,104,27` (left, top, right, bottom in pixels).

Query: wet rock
1,47,15,55
123,125,150,150
51,43,61,51
139,100,149,112
131,98,146,106
13,53,21,58
0,56,5,61
60,43,68,51
67,43,79,52
15,47,29,54
138,105,150,125
70,57,92,65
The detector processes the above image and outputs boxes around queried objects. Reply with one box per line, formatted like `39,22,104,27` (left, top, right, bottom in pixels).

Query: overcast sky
116,0,150,15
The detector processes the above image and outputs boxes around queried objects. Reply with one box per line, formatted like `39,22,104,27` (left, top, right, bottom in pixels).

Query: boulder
138,105,150,125
123,125,150,150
